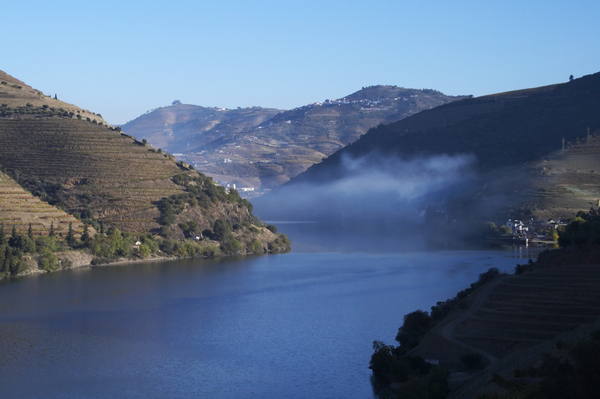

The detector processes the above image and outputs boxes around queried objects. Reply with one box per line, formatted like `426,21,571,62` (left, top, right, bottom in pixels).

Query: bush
266,224,278,234
160,238,175,254
139,244,151,259
38,251,59,271
249,239,262,254
213,219,232,241
220,238,242,255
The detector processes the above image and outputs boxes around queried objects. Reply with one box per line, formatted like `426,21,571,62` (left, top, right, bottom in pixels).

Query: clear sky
2,0,598,125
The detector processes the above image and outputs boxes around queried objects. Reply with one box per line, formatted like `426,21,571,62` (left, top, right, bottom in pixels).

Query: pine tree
49,222,55,237
28,223,33,239
66,222,75,246
0,223,5,246
9,225,18,247
81,223,90,245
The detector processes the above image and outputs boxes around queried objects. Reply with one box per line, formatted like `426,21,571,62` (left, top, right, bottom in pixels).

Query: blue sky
2,0,598,125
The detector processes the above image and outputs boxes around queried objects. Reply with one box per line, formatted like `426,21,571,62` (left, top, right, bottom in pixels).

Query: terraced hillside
0,117,187,233
0,171,83,237
406,261,600,398
454,265,600,358
469,134,600,222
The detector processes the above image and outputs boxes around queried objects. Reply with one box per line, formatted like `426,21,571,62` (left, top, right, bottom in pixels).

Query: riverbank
378,245,600,398
4,242,291,281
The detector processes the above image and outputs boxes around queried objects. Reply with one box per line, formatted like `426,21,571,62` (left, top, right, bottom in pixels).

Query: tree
499,225,512,235
213,219,232,242
9,225,19,247
38,251,59,271
396,310,432,348
66,222,75,246
49,222,55,237
15,236,36,254
249,239,262,254
81,223,91,245
139,244,151,259
172,100,182,105
570,74,574,81
220,238,242,255
28,223,33,239
0,223,5,246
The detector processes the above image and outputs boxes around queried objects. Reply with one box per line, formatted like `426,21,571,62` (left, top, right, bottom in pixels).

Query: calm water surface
0,226,540,398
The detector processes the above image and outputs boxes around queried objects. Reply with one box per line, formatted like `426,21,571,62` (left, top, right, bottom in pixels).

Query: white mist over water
255,152,478,223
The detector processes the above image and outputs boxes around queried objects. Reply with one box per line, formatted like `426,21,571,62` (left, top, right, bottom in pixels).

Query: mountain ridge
259,72,600,224
122,85,466,190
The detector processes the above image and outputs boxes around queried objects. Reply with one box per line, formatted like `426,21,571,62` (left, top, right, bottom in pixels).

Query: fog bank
254,152,478,228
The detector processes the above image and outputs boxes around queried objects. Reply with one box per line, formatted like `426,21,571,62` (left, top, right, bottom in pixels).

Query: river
0,224,541,398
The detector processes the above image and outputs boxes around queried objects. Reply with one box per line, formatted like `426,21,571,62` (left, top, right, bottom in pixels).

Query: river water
0,224,540,398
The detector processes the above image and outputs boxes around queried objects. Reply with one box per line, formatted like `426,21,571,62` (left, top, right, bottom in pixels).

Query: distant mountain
122,86,466,190
120,103,281,154
257,72,600,224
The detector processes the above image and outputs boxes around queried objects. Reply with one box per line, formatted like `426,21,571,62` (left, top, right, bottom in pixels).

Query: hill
123,87,466,190
371,252,600,398
267,73,600,224
0,70,289,271
1,70,107,125
120,103,281,154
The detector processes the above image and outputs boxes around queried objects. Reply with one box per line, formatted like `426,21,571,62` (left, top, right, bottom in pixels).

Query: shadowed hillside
267,73,600,223
295,74,600,181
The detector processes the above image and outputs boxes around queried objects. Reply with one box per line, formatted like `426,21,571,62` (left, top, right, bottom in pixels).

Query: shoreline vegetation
370,207,600,398
0,172,291,280
1,227,290,281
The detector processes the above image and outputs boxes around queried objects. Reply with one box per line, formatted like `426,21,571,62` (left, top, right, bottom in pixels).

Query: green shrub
139,244,151,259
220,238,242,255
249,239,262,254
38,251,59,271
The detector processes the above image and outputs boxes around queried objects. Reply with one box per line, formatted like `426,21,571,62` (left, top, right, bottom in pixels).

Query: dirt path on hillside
440,276,510,369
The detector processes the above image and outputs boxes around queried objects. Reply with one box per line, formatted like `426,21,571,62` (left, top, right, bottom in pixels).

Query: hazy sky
2,1,598,125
